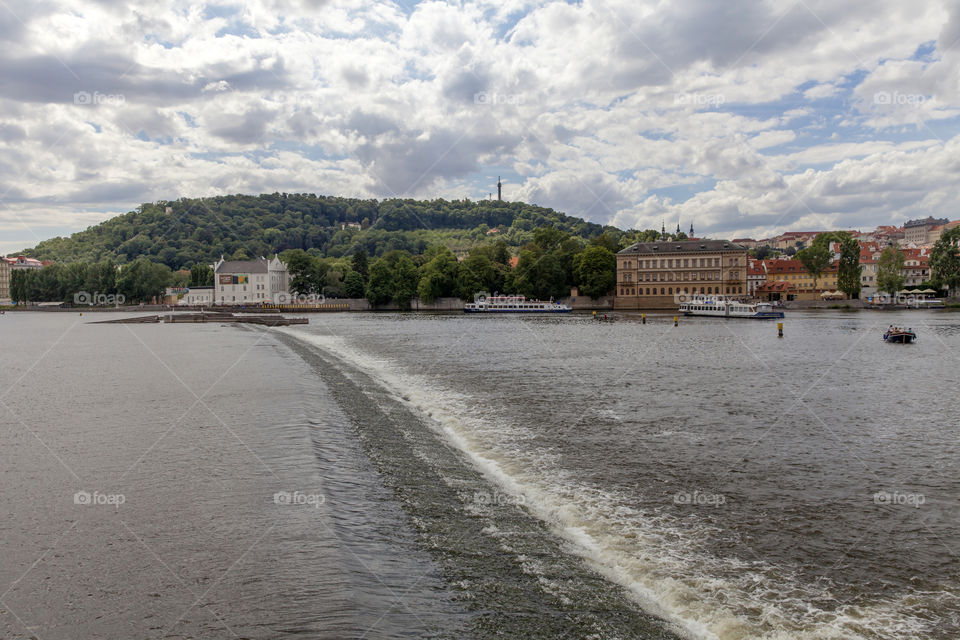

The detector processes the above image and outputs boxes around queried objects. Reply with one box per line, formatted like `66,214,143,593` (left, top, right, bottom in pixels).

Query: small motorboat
883,326,916,343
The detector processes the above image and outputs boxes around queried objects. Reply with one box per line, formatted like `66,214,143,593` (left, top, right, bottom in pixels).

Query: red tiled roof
765,259,838,274
758,281,795,292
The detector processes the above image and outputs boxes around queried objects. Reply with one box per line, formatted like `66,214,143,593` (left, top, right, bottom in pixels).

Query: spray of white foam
279,328,945,640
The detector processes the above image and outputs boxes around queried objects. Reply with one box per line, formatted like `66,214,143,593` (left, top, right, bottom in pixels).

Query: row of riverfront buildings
614,236,942,310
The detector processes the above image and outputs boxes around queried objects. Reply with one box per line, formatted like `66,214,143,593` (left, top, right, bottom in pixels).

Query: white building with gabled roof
213,255,290,305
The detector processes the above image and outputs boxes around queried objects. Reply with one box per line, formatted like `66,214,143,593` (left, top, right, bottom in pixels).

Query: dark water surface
2,309,959,639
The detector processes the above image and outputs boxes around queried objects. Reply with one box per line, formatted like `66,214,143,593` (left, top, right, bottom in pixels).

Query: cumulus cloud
2,0,960,254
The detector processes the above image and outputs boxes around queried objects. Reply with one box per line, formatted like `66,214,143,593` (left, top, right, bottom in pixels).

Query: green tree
573,246,616,299
589,233,620,253
365,260,394,306
796,242,832,291
117,259,172,303
189,263,213,287
491,240,511,266
930,227,960,295
509,245,569,300
877,246,905,297
835,234,862,299
285,250,325,294
417,246,459,303
812,232,861,299
344,270,366,298
351,249,369,282
456,252,499,300
10,270,27,303
753,246,773,260
392,255,419,310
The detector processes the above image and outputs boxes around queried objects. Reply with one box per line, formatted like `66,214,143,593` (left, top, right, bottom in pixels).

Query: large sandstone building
615,240,749,310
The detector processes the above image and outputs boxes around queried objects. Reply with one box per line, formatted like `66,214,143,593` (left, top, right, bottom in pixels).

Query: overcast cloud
1,0,959,253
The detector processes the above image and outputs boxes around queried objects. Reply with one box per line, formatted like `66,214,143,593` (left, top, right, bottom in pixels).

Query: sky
2,0,960,255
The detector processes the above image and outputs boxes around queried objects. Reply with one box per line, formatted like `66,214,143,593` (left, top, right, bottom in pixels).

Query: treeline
284,229,625,309
9,258,174,305
20,194,619,269
10,224,699,307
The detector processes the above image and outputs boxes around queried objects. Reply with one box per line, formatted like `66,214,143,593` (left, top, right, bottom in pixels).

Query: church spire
676,221,681,235
690,221,694,237
661,220,665,236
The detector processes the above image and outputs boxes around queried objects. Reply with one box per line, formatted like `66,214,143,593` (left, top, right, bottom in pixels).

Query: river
1,309,957,639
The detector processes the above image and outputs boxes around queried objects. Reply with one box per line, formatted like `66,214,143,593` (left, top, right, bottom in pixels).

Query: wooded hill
20,193,615,269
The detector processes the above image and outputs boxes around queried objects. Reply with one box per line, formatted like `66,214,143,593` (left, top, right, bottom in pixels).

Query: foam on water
281,328,945,640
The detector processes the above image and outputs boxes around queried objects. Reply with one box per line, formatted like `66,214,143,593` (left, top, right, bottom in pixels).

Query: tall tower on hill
497,177,502,201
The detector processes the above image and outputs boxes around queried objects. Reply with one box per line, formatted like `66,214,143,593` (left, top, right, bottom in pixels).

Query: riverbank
0,294,617,313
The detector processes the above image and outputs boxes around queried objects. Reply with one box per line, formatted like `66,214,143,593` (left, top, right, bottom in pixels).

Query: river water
0,309,957,639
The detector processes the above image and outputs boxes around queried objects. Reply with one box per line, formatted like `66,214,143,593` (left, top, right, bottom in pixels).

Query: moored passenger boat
679,298,784,319
464,295,572,313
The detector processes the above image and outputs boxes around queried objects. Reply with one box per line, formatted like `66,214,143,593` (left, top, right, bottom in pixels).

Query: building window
660,287,665,295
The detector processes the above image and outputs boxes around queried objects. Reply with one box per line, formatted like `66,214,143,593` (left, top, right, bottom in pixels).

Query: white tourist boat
679,298,784,319
464,295,572,313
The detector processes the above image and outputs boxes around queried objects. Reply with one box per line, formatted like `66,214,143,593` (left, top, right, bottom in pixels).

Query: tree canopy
930,227,960,294
17,193,615,269
811,232,861,298
877,246,905,296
